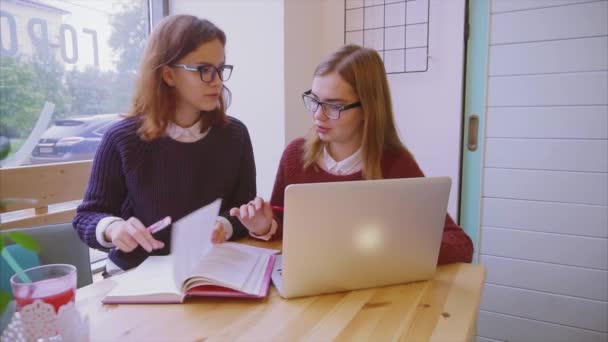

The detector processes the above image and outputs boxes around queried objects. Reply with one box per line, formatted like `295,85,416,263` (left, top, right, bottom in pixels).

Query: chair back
2,223,93,288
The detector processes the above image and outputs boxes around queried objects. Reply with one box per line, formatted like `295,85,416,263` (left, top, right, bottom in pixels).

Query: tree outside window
0,0,149,166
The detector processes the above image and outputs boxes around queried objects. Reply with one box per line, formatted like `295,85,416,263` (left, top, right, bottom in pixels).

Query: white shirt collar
317,146,363,175
166,119,210,143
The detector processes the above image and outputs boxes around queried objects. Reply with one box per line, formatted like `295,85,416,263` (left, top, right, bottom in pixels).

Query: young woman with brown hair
74,15,255,273
231,44,473,265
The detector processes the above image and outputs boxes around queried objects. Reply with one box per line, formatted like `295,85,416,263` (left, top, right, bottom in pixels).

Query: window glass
0,0,150,166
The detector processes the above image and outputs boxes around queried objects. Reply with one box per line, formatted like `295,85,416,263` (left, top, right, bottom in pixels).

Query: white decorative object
0,300,88,342
56,302,89,342
0,311,26,342
20,300,58,340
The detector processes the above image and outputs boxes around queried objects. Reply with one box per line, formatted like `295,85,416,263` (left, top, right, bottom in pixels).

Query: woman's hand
230,197,274,236
104,217,165,253
211,221,227,244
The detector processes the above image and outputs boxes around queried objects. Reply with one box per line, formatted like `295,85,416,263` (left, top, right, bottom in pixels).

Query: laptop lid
279,177,451,298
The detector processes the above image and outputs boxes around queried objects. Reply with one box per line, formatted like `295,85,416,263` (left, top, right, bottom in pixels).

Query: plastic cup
10,264,77,312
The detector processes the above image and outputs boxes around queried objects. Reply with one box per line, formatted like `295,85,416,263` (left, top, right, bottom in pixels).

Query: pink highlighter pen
147,216,172,234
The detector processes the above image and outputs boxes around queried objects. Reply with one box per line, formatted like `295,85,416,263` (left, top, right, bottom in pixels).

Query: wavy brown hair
303,44,409,179
127,15,230,140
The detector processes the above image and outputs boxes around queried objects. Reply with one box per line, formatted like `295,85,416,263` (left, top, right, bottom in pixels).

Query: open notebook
102,199,279,304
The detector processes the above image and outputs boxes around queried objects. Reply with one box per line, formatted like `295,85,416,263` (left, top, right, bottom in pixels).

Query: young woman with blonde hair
74,15,255,273
231,44,473,264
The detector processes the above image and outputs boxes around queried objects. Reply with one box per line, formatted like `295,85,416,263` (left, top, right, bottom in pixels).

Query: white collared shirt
97,119,233,274
165,120,210,142
317,146,363,175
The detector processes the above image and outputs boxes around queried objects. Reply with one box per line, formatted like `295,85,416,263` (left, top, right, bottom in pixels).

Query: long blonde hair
303,44,408,179
127,15,230,140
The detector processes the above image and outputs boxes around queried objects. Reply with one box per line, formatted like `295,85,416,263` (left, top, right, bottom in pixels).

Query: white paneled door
463,0,608,341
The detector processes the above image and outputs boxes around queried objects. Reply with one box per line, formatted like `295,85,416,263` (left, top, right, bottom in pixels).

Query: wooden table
76,239,486,341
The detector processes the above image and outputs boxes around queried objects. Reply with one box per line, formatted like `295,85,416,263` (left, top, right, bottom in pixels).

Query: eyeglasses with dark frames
171,63,234,83
301,90,361,120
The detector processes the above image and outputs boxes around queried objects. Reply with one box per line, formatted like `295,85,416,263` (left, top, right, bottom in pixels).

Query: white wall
388,0,465,218
170,0,285,199
284,0,324,144
477,0,608,341
284,0,345,144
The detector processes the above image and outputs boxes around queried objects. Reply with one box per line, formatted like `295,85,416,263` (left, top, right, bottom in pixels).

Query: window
0,0,154,167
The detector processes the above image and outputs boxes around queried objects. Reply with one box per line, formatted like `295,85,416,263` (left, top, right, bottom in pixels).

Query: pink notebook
102,200,279,304
186,255,276,299
102,252,277,304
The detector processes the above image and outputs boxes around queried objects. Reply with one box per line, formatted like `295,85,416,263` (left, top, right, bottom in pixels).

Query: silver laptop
271,177,451,298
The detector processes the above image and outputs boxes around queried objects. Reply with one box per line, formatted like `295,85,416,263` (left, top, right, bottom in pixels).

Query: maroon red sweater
269,138,473,265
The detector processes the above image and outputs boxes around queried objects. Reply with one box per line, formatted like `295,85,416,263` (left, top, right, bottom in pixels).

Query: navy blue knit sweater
73,116,256,270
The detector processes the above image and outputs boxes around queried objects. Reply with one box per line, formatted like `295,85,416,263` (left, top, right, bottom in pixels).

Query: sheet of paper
171,199,222,285
229,243,279,256
109,256,180,297
191,243,259,289
242,254,270,295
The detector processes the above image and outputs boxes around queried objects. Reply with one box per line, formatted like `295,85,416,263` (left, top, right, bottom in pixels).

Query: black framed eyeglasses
171,63,234,83
301,90,361,120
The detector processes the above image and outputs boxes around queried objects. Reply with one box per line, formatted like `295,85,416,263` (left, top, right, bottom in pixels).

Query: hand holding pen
105,216,169,253
229,197,279,236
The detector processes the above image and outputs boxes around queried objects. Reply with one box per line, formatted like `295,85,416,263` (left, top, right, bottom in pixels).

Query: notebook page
241,254,270,295
171,199,222,286
229,243,280,256
219,243,278,293
105,256,181,300
190,242,260,289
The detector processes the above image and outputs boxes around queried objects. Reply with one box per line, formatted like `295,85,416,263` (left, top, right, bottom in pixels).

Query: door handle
467,115,479,151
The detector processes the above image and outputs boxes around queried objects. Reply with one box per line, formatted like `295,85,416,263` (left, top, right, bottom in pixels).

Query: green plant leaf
0,290,9,316
0,234,4,252
7,232,40,252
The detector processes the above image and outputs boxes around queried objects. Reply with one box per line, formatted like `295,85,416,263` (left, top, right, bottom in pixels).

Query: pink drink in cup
10,264,77,312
